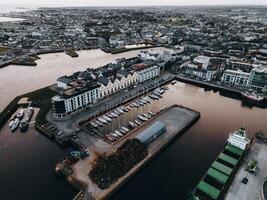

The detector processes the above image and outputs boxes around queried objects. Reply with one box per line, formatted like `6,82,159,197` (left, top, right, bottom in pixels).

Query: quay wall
69,105,200,200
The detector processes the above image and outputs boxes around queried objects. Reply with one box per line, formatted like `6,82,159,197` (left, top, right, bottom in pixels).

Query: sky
0,0,267,7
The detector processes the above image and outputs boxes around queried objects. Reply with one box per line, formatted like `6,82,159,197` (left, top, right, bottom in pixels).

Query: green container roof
218,153,238,166
225,144,244,156
211,161,233,176
207,167,229,184
197,181,220,200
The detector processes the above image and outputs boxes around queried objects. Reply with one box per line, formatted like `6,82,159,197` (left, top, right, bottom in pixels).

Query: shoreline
1,71,265,130
0,45,160,69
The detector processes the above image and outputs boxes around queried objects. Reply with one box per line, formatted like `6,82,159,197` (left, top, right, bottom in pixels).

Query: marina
78,85,168,144
0,5,267,200
59,105,200,200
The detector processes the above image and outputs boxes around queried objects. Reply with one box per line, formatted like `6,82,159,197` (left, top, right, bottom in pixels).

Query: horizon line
1,3,267,7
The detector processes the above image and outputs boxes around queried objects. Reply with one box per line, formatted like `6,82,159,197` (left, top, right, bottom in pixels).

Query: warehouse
135,121,166,145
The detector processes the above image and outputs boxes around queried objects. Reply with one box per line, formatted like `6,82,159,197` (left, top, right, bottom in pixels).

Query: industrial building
135,121,166,145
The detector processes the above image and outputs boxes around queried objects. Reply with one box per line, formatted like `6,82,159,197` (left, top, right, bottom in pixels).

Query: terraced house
52,60,160,119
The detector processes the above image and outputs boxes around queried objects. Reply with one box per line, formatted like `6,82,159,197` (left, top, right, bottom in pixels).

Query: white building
52,83,100,118
221,69,250,87
138,49,177,62
136,65,160,82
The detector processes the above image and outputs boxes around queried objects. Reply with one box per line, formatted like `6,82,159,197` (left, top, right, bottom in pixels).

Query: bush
89,139,148,189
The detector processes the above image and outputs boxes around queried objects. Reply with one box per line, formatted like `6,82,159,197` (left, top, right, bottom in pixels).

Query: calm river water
0,49,267,200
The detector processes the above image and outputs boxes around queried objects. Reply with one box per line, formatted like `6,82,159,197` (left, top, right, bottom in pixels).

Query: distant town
0,5,267,200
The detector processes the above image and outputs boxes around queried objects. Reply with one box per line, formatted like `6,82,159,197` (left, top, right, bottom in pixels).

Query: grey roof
136,121,166,143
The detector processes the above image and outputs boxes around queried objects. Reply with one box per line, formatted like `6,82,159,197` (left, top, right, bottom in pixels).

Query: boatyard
57,105,200,200
224,133,267,200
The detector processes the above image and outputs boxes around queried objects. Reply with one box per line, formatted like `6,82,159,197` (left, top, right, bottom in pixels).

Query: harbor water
0,51,267,200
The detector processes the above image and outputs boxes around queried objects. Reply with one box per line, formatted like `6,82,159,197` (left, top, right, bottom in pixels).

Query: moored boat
16,109,24,119
138,115,148,121
241,91,265,104
11,118,20,132
19,107,34,132
9,120,15,128
171,80,177,85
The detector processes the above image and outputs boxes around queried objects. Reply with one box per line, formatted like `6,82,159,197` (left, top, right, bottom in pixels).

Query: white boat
121,106,129,112
149,94,159,100
128,122,136,128
171,80,177,85
137,100,144,106
132,102,139,107
162,86,168,90
90,122,98,128
148,111,156,116
143,97,150,103
135,120,141,125
158,89,165,94
130,103,135,107
143,113,151,119
94,120,103,126
114,110,121,115
138,115,148,121
119,128,126,134
117,108,124,114
153,91,162,98
10,114,16,121
112,133,119,139
98,117,107,124
241,91,265,103
115,130,123,137
16,109,24,119
108,113,114,118
111,112,118,118
103,115,112,122
11,118,20,132
9,120,15,128
140,99,147,104
121,127,129,132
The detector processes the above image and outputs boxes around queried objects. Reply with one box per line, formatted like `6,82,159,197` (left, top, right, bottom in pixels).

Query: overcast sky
0,0,267,6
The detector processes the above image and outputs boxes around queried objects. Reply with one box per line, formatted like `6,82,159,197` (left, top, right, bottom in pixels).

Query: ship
16,108,24,119
19,107,34,132
171,80,177,85
11,118,20,132
241,91,265,104
188,128,250,200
